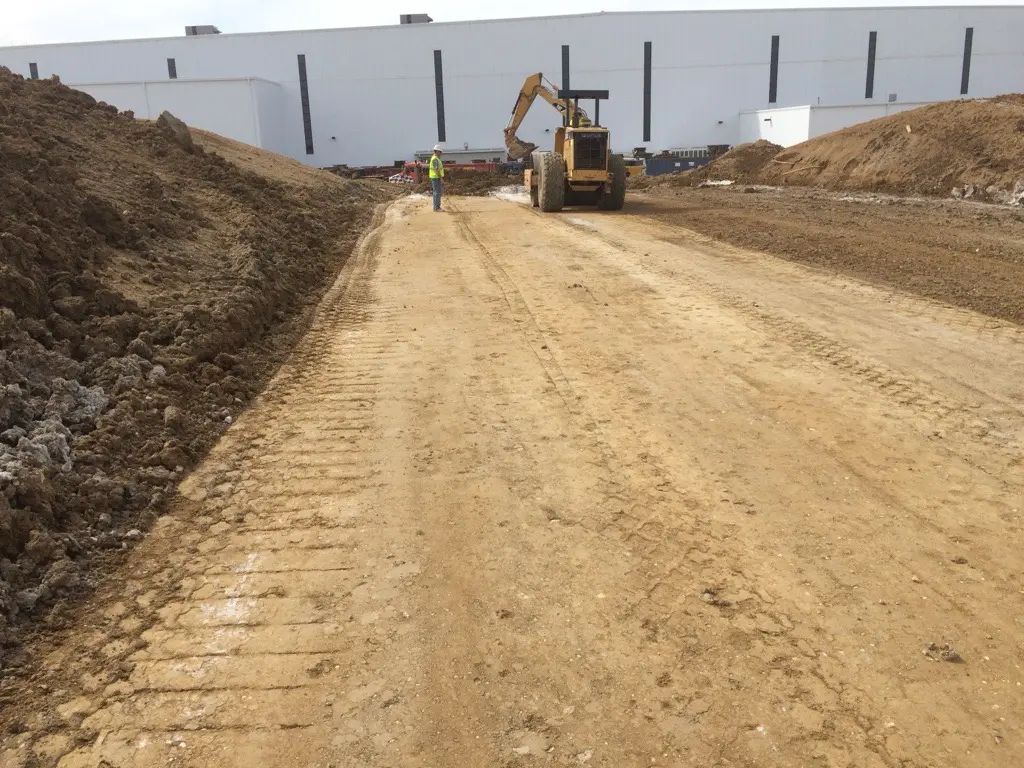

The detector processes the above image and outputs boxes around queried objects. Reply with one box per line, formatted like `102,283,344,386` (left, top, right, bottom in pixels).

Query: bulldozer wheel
529,152,541,207
537,152,566,213
598,154,627,211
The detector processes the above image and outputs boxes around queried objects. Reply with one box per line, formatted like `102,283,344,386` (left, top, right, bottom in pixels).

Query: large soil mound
696,140,783,181
630,140,782,191
633,96,1024,201
0,69,393,666
761,96,1024,198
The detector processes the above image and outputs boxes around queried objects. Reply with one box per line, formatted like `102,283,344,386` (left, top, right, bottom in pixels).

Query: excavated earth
761,95,1024,199
1,188,1022,768
630,140,783,191
634,95,1024,202
627,186,1024,326
4,72,1024,768
414,170,523,197
0,69,395,668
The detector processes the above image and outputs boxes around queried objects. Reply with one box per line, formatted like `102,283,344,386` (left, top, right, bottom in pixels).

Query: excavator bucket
504,129,538,161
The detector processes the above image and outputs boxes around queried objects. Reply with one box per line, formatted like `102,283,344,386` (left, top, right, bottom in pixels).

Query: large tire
529,152,541,207
598,154,627,211
537,152,566,213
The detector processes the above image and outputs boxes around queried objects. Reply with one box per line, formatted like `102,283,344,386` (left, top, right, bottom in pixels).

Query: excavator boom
503,72,587,160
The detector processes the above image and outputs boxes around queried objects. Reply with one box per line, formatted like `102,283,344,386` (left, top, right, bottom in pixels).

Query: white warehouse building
1,6,1022,166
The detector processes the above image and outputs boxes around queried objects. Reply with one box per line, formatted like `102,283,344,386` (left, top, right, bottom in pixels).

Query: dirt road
5,194,1024,767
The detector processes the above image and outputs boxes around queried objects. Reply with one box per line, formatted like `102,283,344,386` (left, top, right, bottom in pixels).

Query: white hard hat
433,144,443,151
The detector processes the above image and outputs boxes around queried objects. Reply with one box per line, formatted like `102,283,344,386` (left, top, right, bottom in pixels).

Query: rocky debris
163,406,185,430
953,181,1024,206
156,111,195,153
44,379,108,431
0,66,396,666
699,587,732,608
924,642,964,663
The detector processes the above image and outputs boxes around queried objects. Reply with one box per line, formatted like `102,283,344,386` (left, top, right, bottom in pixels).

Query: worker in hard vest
429,145,445,212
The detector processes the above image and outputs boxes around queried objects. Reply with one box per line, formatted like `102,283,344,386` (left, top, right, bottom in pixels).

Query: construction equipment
503,73,626,212
623,158,645,178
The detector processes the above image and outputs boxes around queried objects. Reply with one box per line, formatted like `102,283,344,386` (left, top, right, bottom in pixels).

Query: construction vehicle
623,158,645,178
503,73,626,212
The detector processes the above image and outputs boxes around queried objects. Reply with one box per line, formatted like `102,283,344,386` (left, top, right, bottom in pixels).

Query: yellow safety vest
429,155,445,179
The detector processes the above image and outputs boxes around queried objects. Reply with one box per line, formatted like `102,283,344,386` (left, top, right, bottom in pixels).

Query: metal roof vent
185,25,221,36
399,14,433,24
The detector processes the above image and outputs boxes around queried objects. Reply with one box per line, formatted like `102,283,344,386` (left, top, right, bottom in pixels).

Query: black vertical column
961,27,974,95
562,45,570,91
167,58,178,79
434,49,446,143
643,42,652,143
297,54,314,155
769,35,780,103
29,62,39,79
865,31,877,99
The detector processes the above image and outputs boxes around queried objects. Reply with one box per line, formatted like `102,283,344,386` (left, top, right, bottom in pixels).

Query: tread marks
567,220,1024,474
449,200,913,767
59,201,406,764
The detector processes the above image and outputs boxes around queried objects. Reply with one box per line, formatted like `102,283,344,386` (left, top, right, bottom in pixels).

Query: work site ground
5,191,1024,768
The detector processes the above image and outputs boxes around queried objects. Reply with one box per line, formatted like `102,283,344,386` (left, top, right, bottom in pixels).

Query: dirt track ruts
3,194,1023,767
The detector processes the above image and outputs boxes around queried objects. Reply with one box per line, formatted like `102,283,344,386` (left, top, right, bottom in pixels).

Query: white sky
1,0,1015,46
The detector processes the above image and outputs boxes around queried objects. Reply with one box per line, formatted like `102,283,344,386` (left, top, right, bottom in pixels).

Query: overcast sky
2,0,1015,46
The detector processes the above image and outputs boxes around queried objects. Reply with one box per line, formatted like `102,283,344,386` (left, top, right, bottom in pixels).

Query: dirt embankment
761,95,1024,199
0,68,395,667
634,95,1024,201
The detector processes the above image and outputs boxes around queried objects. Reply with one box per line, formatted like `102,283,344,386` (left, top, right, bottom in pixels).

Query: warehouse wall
739,101,932,147
739,106,813,147
2,7,1022,165
251,79,287,152
71,78,280,149
808,102,929,137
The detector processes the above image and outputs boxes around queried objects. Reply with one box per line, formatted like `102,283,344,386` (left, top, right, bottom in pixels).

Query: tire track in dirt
40,204,432,766
5,195,1023,768
448,201,900,766
559,214,1024,476
451,197,1024,767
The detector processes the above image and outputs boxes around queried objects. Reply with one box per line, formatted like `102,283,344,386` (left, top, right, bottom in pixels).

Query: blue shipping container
644,156,713,177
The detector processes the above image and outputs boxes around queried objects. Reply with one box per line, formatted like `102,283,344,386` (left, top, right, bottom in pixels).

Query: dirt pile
630,140,782,190
415,170,523,197
0,68,394,666
760,96,1024,199
694,140,783,182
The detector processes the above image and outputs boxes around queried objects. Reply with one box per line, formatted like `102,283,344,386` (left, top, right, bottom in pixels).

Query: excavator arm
504,73,588,160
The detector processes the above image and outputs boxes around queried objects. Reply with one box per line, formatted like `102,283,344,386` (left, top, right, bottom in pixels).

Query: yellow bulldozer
504,73,626,212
